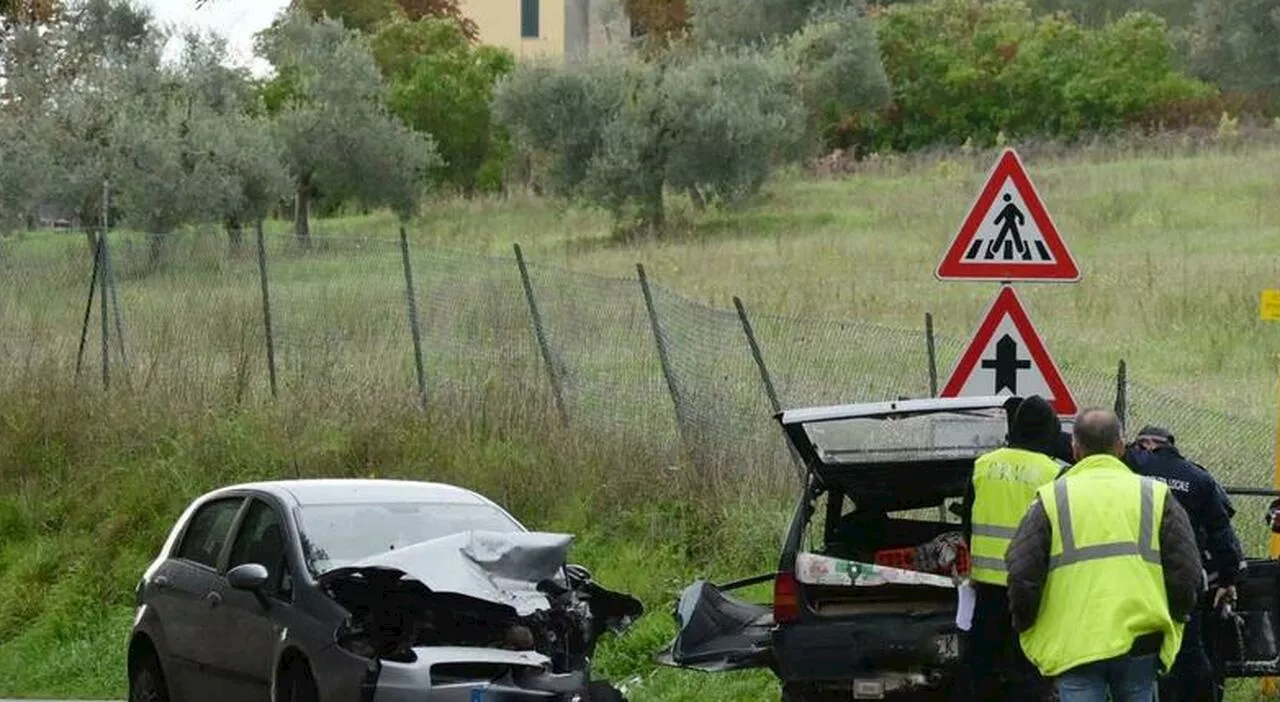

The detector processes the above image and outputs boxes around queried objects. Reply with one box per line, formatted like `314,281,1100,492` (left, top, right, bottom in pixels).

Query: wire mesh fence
2,224,1276,554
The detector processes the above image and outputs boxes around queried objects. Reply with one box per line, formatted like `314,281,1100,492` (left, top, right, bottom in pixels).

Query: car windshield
297,501,523,575
802,409,1008,465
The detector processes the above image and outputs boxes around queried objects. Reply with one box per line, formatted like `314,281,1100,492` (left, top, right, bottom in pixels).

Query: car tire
280,658,320,702
128,651,170,702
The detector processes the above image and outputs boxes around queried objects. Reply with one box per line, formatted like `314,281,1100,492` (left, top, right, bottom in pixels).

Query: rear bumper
773,612,960,683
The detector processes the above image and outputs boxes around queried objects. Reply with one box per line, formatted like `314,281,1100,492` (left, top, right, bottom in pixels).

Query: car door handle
204,591,222,607
154,576,170,590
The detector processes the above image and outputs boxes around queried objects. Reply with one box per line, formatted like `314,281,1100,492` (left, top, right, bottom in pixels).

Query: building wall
458,0,567,61
457,0,630,63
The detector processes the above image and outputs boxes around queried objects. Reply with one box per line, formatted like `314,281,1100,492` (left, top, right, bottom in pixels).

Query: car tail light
773,571,800,624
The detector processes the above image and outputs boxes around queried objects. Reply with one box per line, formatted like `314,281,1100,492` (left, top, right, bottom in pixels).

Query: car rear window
176,497,244,568
801,411,1007,464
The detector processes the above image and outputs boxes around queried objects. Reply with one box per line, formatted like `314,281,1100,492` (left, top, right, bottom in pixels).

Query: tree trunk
688,185,706,212
644,177,665,235
226,217,245,254
148,231,165,269
294,182,311,249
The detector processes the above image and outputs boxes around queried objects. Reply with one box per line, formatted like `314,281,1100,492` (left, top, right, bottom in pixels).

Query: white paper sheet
955,580,976,631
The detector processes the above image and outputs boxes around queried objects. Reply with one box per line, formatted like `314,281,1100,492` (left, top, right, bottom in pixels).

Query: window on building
521,0,539,38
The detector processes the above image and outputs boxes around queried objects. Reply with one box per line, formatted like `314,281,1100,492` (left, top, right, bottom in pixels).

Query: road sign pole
1268,356,1280,697
1271,353,1280,560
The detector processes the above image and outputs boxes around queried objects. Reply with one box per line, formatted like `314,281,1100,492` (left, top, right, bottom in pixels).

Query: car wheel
128,652,170,702
280,658,320,702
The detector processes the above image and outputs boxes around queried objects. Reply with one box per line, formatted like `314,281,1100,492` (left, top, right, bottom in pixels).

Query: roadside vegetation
1,138,1279,700
2,0,1280,700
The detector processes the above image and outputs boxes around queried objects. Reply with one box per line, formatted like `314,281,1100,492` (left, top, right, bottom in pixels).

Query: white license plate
935,632,960,659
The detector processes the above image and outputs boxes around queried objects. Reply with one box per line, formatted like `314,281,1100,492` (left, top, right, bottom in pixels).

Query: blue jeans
1056,654,1159,702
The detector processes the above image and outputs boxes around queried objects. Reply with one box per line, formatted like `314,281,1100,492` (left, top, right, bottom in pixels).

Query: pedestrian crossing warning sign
935,148,1081,283
940,285,1079,416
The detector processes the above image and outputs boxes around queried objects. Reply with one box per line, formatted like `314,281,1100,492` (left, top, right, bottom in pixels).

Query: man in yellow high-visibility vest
954,395,1065,701
1007,408,1203,702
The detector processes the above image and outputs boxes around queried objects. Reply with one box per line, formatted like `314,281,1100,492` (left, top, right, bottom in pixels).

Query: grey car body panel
131,479,634,702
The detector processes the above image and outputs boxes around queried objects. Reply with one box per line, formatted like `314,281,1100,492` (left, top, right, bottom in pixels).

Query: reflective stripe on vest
1050,476,1160,570
1018,455,1184,678
968,447,1061,585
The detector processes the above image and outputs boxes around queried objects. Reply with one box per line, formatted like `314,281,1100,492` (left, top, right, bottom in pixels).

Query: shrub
373,17,516,195
856,0,1215,151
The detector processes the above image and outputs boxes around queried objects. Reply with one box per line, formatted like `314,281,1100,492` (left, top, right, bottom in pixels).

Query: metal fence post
255,223,279,399
76,234,103,382
1114,359,1128,429
102,229,129,382
926,312,939,397
734,295,805,483
399,226,428,410
514,243,569,427
99,234,110,391
637,263,690,452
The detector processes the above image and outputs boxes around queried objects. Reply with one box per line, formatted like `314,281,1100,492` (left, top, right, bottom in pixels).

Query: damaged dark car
127,479,642,702
656,395,1280,701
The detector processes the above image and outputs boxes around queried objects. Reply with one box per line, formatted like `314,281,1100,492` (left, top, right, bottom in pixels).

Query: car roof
203,478,500,507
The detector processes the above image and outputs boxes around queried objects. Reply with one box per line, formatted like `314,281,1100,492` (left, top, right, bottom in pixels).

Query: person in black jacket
1123,425,1244,702
953,395,1065,702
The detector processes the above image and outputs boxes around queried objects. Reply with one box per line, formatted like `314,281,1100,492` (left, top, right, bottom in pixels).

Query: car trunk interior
798,462,971,616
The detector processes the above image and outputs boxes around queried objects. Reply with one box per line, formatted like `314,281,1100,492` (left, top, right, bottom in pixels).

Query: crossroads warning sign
935,148,1080,283
940,285,1078,415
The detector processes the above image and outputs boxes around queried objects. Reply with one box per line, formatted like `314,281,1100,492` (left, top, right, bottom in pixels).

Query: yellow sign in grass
1261,290,1280,321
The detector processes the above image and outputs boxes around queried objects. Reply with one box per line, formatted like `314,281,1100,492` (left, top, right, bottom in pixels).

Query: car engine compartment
316,530,644,676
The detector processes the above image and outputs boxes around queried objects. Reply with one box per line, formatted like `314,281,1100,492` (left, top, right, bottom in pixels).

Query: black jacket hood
1006,395,1063,457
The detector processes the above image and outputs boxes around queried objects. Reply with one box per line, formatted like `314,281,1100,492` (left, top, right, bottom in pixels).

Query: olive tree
255,11,440,244
0,113,53,232
494,48,806,234
30,0,164,248
175,34,291,253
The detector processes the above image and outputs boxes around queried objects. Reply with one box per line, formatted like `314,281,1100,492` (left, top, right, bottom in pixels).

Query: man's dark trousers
957,582,1052,701
1162,602,1218,702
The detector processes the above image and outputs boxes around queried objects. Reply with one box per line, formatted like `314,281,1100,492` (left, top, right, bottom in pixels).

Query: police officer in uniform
955,395,1064,701
1124,426,1244,702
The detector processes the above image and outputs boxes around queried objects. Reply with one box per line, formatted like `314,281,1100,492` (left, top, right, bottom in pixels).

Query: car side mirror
228,563,270,593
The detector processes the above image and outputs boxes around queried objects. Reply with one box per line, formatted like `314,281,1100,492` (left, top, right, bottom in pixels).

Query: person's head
1007,395,1062,454
1072,407,1125,461
1133,425,1175,453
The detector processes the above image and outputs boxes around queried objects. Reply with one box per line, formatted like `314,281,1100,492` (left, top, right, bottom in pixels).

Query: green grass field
2,137,1280,701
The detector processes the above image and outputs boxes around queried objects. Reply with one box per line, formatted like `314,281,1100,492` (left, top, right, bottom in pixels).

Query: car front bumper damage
315,530,641,702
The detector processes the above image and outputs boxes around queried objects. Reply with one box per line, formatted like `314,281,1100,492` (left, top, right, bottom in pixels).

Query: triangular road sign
936,148,1080,282
940,285,1078,415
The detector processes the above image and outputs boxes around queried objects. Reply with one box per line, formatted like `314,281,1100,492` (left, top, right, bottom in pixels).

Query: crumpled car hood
316,530,576,616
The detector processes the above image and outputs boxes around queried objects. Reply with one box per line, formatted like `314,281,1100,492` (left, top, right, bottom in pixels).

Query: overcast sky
138,0,289,74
